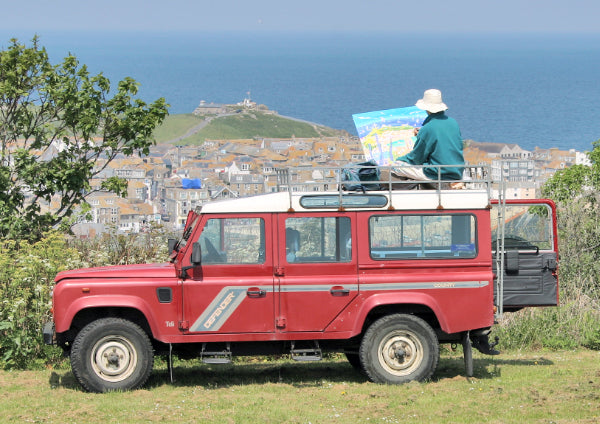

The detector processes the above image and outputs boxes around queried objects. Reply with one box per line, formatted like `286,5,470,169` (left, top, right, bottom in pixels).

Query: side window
369,214,477,259
285,216,352,263
199,218,265,264
492,203,553,251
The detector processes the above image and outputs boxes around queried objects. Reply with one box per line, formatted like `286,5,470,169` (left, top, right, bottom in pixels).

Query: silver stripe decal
190,286,273,332
279,284,359,292
188,280,488,332
361,281,489,291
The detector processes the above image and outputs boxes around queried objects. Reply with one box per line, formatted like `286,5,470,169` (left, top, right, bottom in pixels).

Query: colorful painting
352,106,428,166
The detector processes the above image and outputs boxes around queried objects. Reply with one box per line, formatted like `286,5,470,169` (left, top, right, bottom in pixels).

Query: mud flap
462,331,473,377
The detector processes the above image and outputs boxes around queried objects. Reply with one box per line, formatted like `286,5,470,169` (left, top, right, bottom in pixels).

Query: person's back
393,89,464,182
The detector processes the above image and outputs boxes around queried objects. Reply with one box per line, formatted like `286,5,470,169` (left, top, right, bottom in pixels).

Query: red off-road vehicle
44,166,558,392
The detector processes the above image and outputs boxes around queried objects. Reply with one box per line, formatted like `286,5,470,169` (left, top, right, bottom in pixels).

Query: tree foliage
542,139,600,299
0,37,168,240
542,140,600,203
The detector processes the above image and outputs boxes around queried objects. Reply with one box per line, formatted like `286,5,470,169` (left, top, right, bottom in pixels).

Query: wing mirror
168,238,177,254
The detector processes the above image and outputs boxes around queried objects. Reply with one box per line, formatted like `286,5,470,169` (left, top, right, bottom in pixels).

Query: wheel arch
58,304,156,348
351,293,448,337
57,294,161,333
363,303,441,334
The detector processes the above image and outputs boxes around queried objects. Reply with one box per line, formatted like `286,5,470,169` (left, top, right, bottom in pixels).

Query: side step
201,342,232,364
290,341,322,361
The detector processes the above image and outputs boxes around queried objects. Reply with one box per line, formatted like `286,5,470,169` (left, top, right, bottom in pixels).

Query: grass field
152,114,206,143
151,111,345,145
1,349,598,423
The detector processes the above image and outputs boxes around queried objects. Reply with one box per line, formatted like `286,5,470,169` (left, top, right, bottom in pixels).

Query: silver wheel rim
90,335,138,382
377,329,424,377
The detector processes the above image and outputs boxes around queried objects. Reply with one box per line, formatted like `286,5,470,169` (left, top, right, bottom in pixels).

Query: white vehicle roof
200,189,491,214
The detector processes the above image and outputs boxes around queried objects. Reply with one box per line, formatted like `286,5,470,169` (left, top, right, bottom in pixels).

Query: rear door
492,199,559,310
275,213,358,332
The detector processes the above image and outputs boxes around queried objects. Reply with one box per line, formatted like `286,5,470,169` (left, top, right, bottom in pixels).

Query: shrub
496,287,600,351
0,226,174,369
0,232,80,369
66,223,174,267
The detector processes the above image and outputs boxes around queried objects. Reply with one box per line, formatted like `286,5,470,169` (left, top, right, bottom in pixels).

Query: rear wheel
359,314,438,384
70,318,154,393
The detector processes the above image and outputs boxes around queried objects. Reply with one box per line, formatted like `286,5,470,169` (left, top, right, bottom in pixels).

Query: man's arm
396,129,431,165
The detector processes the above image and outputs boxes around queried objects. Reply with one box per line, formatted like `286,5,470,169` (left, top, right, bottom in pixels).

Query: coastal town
63,101,592,237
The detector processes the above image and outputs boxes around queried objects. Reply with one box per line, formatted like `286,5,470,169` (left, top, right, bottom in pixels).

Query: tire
359,314,439,384
70,318,154,393
345,352,364,372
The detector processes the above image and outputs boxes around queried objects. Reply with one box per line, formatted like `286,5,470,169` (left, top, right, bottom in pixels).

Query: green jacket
396,112,464,180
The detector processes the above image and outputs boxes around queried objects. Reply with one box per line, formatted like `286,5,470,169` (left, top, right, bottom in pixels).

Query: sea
2,30,600,153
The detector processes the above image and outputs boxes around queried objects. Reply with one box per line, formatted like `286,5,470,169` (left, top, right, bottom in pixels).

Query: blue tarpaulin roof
182,178,202,189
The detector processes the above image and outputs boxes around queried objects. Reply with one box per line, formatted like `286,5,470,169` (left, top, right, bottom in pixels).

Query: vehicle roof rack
275,164,493,211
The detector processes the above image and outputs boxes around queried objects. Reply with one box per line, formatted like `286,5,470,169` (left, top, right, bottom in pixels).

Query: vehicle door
492,200,559,310
275,213,358,332
182,214,275,333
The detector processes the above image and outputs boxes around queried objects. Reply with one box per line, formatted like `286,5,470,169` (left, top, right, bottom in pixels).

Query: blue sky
2,0,599,34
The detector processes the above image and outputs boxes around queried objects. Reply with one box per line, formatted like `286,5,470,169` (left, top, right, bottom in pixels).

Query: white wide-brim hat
415,89,448,113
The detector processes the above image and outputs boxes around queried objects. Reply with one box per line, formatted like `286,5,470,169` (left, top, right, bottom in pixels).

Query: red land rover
44,167,559,392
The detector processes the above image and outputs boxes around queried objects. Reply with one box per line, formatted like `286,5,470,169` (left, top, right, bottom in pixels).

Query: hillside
153,110,349,145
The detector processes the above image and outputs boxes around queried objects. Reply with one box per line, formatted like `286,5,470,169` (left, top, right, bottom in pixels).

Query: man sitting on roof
392,89,464,187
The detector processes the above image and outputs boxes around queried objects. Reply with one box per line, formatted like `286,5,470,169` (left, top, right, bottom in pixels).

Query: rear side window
285,216,352,263
199,218,265,264
369,214,477,259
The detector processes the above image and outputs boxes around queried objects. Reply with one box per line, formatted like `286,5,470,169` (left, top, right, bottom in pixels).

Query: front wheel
70,318,154,392
359,314,438,384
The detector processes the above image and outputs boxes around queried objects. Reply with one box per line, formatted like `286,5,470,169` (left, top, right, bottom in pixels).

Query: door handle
330,286,350,296
247,288,266,298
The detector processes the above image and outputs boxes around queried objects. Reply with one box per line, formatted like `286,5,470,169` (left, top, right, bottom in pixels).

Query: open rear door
492,199,559,311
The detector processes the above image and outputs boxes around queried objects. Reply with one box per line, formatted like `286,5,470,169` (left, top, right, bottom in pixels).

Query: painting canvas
352,106,428,166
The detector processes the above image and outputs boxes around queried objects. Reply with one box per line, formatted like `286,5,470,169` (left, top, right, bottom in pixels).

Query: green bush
0,232,80,369
66,223,174,267
493,191,600,352
0,226,174,369
496,290,600,351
